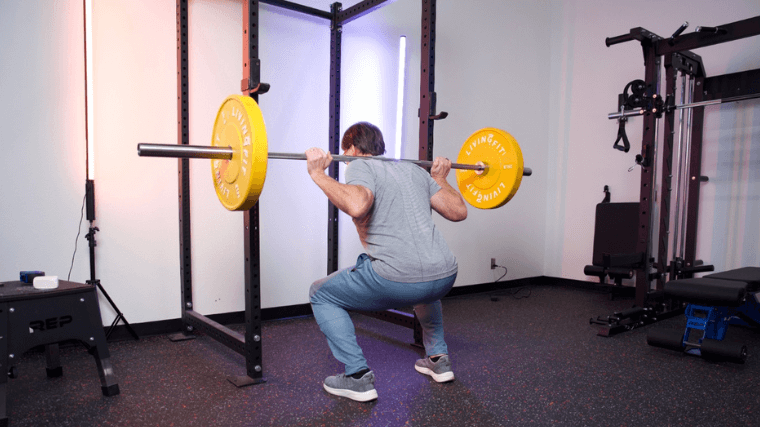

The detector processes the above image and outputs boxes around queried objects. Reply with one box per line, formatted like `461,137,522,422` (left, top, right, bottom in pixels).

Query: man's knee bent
309,278,328,301
309,282,320,302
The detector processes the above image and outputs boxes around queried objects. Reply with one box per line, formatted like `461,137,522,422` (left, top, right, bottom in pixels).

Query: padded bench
665,278,748,307
664,266,760,308
705,267,760,292
647,267,760,363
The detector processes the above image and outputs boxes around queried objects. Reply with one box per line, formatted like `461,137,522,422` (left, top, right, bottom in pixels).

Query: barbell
137,95,532,211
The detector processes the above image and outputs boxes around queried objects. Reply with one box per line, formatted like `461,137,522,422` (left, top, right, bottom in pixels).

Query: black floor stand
86,224,139,341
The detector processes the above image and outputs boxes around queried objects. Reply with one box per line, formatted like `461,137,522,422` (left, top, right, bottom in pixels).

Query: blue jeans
309,254,456,375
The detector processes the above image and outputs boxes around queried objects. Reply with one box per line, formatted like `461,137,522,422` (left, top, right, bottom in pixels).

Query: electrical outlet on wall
490,258,496,269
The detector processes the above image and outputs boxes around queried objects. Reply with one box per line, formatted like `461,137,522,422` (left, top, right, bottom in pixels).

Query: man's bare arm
306,147,374,219
430,157,468,222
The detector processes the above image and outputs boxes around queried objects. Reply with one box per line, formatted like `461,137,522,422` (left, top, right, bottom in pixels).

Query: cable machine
589,16,760,336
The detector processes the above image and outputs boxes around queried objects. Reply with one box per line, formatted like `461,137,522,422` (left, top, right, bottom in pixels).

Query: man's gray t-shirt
345,158,458,283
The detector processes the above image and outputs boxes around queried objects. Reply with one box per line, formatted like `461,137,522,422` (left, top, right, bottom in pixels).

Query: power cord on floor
493,265,508,282
443,264,533,302
500,286,532,300
67,193,86,281
488,264,531,301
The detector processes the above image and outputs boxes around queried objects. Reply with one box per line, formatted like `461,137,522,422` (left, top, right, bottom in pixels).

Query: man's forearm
434,177,465,204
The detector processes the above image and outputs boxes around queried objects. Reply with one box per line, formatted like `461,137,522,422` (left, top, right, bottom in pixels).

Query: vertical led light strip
85,0,95,180
394,36,406,159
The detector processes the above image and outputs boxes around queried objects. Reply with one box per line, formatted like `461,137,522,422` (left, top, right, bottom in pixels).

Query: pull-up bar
260,0,397,24
261,0,332,19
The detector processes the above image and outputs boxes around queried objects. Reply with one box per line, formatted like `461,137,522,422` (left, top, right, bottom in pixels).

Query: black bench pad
665,278,748,306
705,267,760,292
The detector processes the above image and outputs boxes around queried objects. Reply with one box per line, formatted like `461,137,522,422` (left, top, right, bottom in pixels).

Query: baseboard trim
105,276,623,341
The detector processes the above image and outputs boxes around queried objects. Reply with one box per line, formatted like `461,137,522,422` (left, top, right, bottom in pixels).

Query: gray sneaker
415,355,455,382
323,371,378,402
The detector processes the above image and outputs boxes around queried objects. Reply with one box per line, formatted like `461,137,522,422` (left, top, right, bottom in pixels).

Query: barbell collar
138,143,533,176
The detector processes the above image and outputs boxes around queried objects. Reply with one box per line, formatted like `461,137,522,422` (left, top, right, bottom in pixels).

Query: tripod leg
90,280,139,341
106,313,139,341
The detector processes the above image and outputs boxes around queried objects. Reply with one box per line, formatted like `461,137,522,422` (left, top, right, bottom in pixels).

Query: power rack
174,0,446,386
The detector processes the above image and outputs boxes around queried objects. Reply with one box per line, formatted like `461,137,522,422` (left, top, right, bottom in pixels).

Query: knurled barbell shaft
137,143,533,176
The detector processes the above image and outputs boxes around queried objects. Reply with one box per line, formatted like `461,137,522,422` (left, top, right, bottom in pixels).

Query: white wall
339,1,552,284
546,0,760,281
185,1,333,315
434,1,551,283
0,3,90,296
1,0,757,326
0,0,550,325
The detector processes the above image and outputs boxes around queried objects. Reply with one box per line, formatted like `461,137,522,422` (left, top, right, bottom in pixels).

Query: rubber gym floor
6,283,759,426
